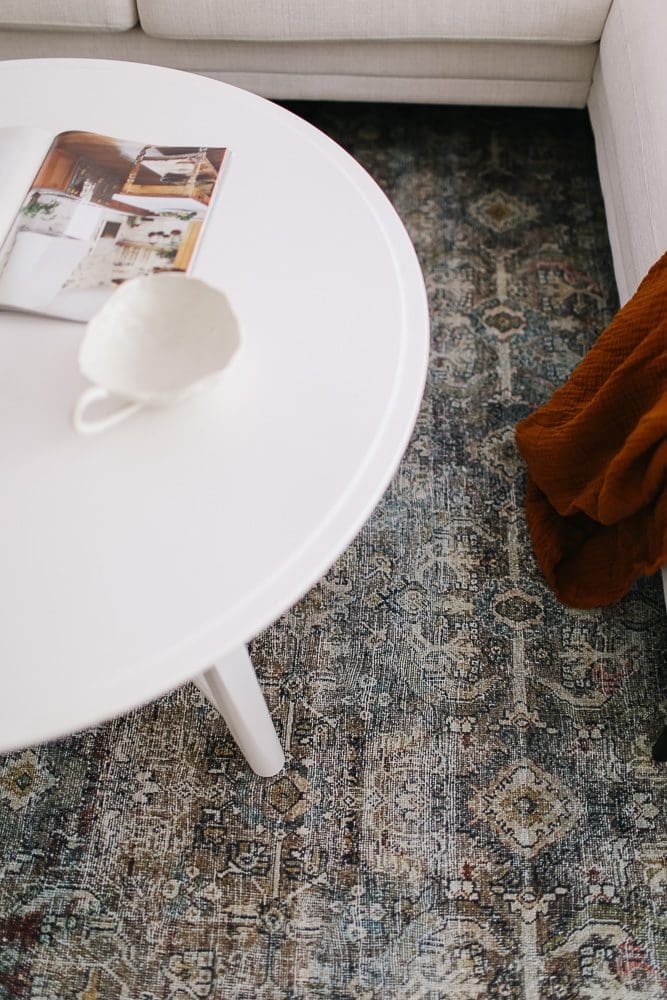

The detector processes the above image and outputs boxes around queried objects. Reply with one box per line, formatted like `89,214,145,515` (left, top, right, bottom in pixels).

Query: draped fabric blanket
516,252,667,608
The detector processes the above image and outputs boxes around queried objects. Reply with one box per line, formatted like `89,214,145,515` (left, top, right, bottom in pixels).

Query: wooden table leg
193,646,285,776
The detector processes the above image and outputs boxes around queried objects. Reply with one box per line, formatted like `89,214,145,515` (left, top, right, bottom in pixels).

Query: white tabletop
0,59,429,752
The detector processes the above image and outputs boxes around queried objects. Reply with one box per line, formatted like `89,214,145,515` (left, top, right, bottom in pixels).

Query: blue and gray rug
1,102,665,999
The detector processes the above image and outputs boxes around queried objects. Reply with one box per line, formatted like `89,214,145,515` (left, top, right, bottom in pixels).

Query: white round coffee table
0,59,429,774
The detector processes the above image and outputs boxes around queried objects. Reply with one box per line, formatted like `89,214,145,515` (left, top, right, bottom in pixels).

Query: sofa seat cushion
0,1,137,32
0,28,598,107
137,0,612,45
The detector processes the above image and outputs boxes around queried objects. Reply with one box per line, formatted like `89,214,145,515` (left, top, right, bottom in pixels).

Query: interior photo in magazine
0,131,227,321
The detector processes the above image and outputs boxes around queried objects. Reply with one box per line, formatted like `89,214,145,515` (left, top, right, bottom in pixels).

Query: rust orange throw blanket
515,252,667,608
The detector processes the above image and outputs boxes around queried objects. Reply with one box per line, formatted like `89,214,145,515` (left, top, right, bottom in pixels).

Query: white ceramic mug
72,273,240,434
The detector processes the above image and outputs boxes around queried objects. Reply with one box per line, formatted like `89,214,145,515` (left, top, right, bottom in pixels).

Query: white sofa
0,0,665,600
0,1,619,107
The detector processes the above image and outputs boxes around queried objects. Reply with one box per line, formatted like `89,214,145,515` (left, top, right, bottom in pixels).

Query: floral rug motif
1,103,665,1000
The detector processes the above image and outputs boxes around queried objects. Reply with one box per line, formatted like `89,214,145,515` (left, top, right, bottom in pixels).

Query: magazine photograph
0,129,227,321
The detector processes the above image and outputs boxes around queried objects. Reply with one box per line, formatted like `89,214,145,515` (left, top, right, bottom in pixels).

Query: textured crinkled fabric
516,251,667,608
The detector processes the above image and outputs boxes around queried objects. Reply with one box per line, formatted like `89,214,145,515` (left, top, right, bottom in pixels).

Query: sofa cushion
0,28,599,107
137,0,612,44
0,1,137,32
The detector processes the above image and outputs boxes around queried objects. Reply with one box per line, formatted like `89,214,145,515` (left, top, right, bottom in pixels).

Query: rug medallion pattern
1,104,665,999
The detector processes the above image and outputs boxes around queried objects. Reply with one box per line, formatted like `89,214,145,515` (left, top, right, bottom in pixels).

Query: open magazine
0,128,228,321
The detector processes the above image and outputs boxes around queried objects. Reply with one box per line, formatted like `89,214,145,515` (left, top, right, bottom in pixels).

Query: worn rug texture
1,103,666,1000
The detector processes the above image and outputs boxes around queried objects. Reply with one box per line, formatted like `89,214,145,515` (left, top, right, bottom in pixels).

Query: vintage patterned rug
1,103,665,1000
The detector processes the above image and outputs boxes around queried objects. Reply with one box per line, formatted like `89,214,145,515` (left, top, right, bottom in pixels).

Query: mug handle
72,386,143,435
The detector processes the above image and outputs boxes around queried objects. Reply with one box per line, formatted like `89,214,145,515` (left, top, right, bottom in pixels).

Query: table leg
193,646,285,777
193,673,217,709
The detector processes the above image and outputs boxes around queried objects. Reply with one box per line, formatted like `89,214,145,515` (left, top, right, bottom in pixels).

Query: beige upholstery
0,27,597,106
0,0,610,108
137,0,612,44
0,0,137,32
588,0,667,305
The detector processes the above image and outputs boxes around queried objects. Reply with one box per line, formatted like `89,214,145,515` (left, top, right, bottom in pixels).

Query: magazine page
0,131,228,322
0,127,54,252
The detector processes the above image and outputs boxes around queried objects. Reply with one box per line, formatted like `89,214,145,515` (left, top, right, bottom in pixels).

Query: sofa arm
588,0,667,305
